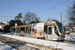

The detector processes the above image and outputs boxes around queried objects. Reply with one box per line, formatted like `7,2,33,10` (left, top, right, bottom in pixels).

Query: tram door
47,26,53,40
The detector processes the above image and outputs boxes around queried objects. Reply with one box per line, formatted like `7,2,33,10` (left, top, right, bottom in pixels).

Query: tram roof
11,23,56,28
11,21,60,28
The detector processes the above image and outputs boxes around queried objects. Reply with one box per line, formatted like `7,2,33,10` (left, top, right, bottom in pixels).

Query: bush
3,25,11,32
0,29,3,32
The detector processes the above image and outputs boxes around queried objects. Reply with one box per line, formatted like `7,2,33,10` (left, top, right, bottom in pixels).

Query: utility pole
60,12,62,24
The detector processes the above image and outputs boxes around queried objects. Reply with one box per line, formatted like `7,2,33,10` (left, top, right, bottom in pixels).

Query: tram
10,21,65,40
64,26,70,34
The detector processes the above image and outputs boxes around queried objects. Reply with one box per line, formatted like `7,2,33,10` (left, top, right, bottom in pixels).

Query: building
0,21,9,31
3,21,9,25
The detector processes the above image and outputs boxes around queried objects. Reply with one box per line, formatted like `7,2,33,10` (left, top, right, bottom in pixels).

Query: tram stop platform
0,34,75,50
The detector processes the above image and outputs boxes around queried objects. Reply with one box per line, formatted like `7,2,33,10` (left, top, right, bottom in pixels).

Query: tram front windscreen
56,22,64,33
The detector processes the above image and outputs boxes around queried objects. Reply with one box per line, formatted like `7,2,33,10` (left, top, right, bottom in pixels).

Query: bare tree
46,18,51,22
23,12,40,24
66,1,75,29
66,1,75,21
23,12,31,24
46,18,58,23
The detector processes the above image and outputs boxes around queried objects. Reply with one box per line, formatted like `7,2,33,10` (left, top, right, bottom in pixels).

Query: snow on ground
65,35,75,41
0,40,43,50
5,41,43,50
65,32,75,41
0,32,75,50
0,41,15,50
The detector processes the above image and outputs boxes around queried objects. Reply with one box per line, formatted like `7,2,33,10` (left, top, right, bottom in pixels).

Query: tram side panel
10,22,65,40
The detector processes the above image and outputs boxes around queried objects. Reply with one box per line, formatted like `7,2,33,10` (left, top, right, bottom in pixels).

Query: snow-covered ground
65,32,75,41
65,35,75,41
0,41,15,50
0,40,43,50
0,33,75,50
0,32,75,50
0,33,45,50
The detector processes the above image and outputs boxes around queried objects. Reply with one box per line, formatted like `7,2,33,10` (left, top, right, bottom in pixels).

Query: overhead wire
0,0,70,17
0,0,18,15
35,0,70,13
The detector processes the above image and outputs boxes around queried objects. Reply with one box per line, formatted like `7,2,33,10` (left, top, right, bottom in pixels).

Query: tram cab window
56,22,64,33
55,26,59,36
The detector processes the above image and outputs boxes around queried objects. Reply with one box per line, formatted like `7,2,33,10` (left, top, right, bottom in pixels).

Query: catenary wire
35,0,70,13
0,0,18,15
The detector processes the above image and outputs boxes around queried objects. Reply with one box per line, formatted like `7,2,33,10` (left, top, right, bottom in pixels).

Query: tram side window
21,27,25,31
28,27,31,34
44,25,47,34
55,26,59,36
29,27,31,34
20,27,25,33
26,27,28,33
17,28,19,33
26,27,31,34
11,28,15,32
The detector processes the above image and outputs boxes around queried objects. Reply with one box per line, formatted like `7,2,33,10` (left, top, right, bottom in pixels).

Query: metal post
60,12,62,24
15,23,17,36
15,26,16,36
72,20,73,31
24,25,26,37
19,28,20,36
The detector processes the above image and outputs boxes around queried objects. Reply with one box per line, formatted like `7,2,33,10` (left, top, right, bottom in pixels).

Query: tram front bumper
53,37,65,40
58,38,65,40
53,36,65,40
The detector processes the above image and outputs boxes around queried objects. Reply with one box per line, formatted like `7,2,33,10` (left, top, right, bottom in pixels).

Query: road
70,32,75,35
65,32,75,41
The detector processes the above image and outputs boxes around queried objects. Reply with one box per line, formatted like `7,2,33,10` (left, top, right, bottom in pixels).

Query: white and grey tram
10,21,65,40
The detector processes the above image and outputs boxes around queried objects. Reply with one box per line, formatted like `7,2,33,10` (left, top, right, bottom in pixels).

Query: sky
0,0,74,25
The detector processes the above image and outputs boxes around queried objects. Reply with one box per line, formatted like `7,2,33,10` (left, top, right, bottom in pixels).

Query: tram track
0,35,40,50
0,35,21,50
0,35,75,50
